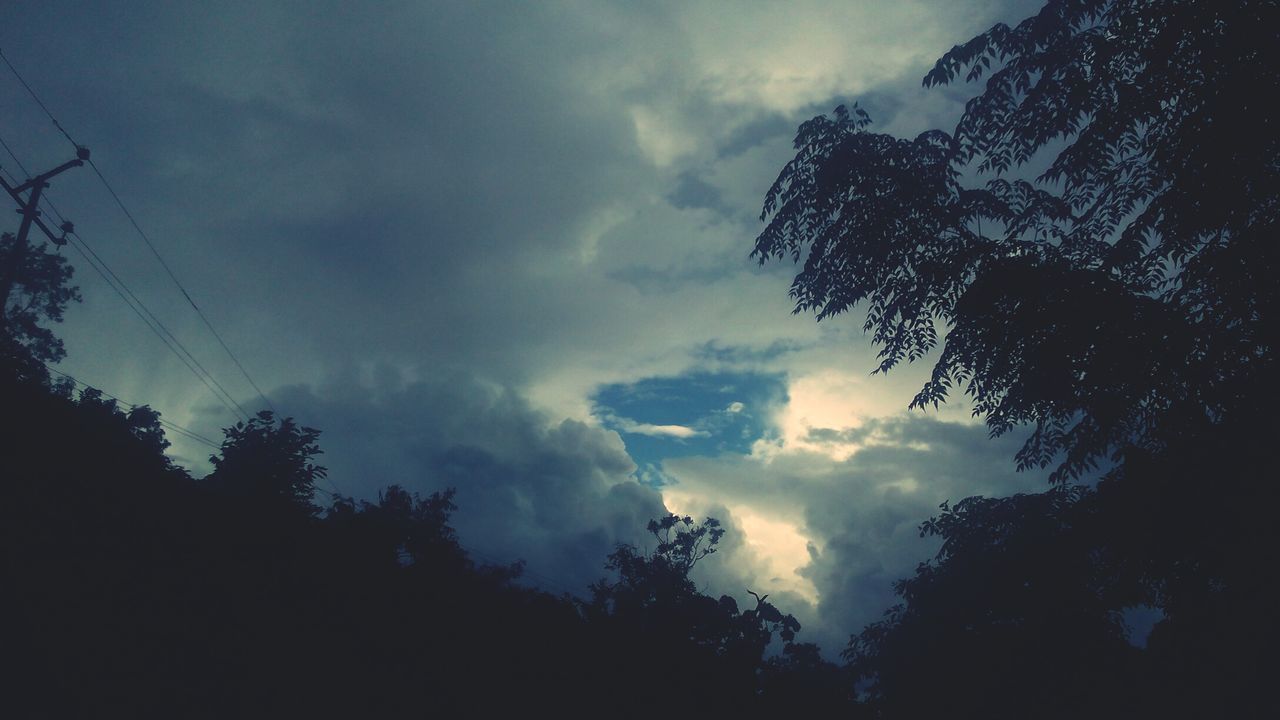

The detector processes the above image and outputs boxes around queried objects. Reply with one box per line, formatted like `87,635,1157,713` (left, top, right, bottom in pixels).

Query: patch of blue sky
593,371,787,486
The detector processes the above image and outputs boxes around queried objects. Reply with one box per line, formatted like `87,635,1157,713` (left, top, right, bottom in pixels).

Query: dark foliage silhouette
756,0,1279,481
586,514,851,715
846,489,1143,718
1,366,855,717
8,0,1276,716
1,195,853,714
206,410,327,516
756,0,1280,716
0,229,79,379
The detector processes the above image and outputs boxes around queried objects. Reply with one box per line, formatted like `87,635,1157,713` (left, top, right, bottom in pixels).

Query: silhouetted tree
0,230,80,380
591,514,724,610
756,0,1279,482
206,410,326,515
324,484,475,575
585,515,824,714
5,369,865,718
756,1,1279,715
846,489,1144,718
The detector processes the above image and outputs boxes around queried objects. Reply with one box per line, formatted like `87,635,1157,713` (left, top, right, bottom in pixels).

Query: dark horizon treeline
3,344,1276,718
6,0,1280,715
0,363,851,718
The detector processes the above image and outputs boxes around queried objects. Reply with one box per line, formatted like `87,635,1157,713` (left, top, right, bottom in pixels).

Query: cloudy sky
2,0,1046,652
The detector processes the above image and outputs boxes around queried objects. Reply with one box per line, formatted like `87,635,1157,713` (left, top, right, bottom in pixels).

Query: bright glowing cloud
610,415,708,439
752,370,885,461
662,484,820,604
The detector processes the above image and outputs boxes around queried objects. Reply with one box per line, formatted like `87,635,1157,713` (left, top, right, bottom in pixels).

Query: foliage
594,514,724,606
0,230,80,376
207,410,327,515
755,0,1280,481
757,1,1280,715
75,386,173,462
585,514,838,714
3,372,857,717
324,485,482,576
846,488,1144,717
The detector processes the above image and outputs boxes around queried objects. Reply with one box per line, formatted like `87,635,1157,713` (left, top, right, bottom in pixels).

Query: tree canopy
0,230,80,378
755,0,1280,481
6,1,1277,716
206,410,327,515
757,0,1280,715
2,364,853,717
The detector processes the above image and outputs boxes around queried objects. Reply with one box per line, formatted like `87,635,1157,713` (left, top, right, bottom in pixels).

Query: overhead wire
1,51,351,500
1,150,250,422
5,52,593,589
0,131,32,177
0,48,79,150
2,159,344,493
66,233,251,421
1,46,279,416
42,360,349,498
82,160,279,416
42,363,349,497
42,364,224,451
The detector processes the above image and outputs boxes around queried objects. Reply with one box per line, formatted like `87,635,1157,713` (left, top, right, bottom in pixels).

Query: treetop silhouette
207,410,327,515
0,230,79,377
755,0,1280,481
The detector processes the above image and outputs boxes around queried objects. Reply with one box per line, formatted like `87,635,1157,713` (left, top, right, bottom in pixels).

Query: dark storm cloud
4,0,1054,651
714,113,798,160
2,0,1046,417
4,0,664,391
667,170,733,215
264,367,668,593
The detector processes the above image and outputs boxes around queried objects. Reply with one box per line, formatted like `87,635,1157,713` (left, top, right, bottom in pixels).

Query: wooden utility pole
0,146,89,319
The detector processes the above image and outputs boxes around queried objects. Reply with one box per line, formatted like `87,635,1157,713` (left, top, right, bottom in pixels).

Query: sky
1,0,1046,652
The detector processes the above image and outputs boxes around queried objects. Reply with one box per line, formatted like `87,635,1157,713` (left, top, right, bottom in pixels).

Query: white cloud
607,414,708,439
663,485,820,604
661,414,1046,651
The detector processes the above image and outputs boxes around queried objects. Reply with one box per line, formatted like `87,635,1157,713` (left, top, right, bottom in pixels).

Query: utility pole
0,145,89,322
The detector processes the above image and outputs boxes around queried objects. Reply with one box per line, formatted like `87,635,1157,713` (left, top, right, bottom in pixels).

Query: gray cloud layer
269,366,667,594
5,1,1035,409
4,0,1047,653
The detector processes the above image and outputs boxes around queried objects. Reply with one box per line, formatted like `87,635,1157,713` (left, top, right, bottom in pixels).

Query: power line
43,364,224,451
0,47,279,416
42,363,352,498
0,159,250,422
42,366,349,501
2,52,338,494
0,136,70,234
66,232,250,421
0,133,71,234
43,366,579,595
83,159,280,412
0,47,80,150
62,220,251,420
0,132,33,177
